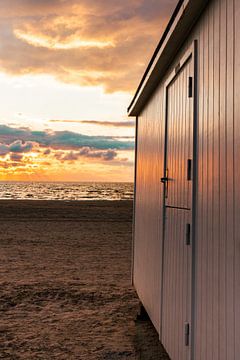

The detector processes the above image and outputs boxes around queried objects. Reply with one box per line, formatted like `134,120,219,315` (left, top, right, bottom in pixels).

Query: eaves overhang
128,0,209,117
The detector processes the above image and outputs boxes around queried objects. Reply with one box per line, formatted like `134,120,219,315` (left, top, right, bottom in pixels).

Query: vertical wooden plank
133,84,166,332
234,0,240,357
219,0,227,359
173,75,178,206
227,0,235,353
168,82,174,346
178,70,183,209
188,60,194,207
226,0,235,358
184,66,188,207
207,3,214,359
181,67,186,357
212,1,220,359
201,8,209,360
181,68,187,358
194,18,204,360
132,113,138,285
174,74,179,356
190,37,197,360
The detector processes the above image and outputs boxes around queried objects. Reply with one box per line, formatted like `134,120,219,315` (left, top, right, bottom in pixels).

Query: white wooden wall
134,0,240,358
194,0,240,358
134,83,165,332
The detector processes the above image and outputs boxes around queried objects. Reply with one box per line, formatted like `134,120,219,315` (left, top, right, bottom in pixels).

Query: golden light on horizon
0,0,178,182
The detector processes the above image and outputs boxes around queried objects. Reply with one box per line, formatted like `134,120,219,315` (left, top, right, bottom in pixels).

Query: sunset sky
0,0,177,182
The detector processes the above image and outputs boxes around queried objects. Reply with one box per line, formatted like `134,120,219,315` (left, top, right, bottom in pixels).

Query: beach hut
128,0,240,359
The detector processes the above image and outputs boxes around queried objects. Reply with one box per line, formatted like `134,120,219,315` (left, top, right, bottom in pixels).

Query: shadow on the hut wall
133,318,170,360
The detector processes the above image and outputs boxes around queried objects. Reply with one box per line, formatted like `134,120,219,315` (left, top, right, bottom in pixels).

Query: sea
0,182,134,201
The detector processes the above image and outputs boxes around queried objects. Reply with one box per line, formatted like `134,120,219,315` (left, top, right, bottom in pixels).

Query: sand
0,200,169,360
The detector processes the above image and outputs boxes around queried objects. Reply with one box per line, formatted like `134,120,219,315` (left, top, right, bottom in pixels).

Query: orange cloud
0,0,178,92
0,124,134,181
0,146,134,181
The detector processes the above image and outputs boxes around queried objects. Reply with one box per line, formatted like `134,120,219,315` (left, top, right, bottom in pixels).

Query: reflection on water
0,182,133,201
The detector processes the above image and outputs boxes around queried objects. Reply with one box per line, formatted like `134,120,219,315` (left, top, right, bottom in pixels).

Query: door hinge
188,77,193,98
187,159,192,181
186,223,191,245
185,323,190,346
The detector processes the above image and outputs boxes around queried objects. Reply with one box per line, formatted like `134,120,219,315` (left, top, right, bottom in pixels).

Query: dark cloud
61,151,79,161
43,148,51,155
0,0,178,92
8,139,34,153
55,147,118,162
9,153,23,161
0,125,134,150
0,139,34,156
0,144,9,156
50,119,135,127
79,147,117,161
0,161,15,168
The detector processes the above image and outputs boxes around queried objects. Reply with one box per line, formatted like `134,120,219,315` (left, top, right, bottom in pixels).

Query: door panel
162,208,191,360
165,59,193,210
161,55,194,360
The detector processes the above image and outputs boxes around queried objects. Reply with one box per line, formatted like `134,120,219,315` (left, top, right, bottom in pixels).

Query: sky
0,0,178,182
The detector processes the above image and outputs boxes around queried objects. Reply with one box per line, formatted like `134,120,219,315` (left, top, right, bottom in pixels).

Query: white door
161,54,194,360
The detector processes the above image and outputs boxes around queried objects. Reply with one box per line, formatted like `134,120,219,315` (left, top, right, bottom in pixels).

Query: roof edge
128,0,208,116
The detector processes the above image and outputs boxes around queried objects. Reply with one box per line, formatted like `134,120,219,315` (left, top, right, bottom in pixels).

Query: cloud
0,160,23,168
0,140,34,156
79,147,117,161
8,139,34,153
0,144,9,156
9,153,23,161
43,148,51,155
61,151,79,161
0,0,178,92
56,147,118,162
50,119,135,127
0,124,134,151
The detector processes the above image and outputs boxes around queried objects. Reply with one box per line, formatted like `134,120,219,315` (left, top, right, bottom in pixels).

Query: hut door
161,54,194,360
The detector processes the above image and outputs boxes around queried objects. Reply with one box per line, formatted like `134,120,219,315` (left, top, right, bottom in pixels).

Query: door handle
161,177,168,183
161,169,169,198
161,168,169,184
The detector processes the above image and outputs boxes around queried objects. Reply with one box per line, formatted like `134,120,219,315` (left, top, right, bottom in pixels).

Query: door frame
160,40,198,360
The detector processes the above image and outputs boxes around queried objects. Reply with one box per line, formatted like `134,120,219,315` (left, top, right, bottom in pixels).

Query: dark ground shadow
133,317,170,360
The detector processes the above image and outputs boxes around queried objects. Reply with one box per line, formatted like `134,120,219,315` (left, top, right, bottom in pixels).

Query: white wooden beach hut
128,0,240,359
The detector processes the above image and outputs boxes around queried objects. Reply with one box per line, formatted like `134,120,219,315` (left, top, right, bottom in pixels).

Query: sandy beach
0,200,169,360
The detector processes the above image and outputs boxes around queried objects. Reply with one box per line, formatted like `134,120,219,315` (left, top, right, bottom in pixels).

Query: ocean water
0,182,134,201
